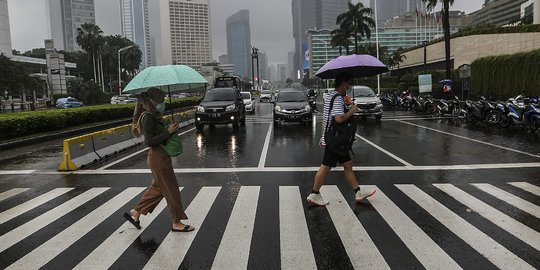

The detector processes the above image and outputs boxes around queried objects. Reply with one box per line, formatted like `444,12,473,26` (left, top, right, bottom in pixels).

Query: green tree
0,54,42,99
76,23,104,83
389,48,407,69
336,2,376,53
22,48,46,59
330,27,350,55
423,0,455,79
100,35,141,92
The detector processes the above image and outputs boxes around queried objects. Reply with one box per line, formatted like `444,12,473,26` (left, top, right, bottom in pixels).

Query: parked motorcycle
413,95,436,114
437,96,462,116
465,96,500,125
500,96,540,131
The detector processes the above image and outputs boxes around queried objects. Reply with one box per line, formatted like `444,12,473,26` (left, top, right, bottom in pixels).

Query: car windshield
277,92,306,102
203,90,236,101
241,93,251,99
67,98,78,102
347,87,376,97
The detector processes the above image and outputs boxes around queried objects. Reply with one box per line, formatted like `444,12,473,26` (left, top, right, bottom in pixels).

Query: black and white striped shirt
320,90,345,146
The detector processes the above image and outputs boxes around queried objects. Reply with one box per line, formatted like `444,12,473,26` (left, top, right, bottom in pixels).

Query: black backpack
324,94,356,156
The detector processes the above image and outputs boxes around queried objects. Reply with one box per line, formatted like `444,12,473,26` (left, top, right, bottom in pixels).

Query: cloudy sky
7,0,484,66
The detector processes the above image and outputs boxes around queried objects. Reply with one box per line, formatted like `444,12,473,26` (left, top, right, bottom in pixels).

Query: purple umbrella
315,54,389,79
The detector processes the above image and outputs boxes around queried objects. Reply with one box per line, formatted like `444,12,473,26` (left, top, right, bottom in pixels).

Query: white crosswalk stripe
509,182,540,196
0,188,29,202
0,182,538,269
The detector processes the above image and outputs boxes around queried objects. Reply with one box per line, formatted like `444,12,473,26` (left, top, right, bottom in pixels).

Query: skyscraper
154,0,212,67
226,10,251,78
120,0,152,69
370,0,422,22
0,0,12,56
292,0,316,80
258,52,268,81
315,0,349,30
48,0,96,52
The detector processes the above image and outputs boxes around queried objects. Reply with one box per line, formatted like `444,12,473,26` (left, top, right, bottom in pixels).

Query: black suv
195,88,246,131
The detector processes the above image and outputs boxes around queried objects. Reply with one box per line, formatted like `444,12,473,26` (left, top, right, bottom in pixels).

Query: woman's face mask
156,103,166,113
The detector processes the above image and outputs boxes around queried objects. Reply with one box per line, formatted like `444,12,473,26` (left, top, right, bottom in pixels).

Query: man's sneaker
355,187,376,202
307,193,329,206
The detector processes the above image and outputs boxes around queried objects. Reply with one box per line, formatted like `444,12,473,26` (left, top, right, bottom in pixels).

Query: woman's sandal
123,212,141,229
171,224,195,232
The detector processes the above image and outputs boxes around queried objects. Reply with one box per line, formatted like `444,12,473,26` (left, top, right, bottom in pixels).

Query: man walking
307,73,376,206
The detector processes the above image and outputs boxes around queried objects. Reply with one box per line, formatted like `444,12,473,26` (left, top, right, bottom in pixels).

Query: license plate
210,113,221,118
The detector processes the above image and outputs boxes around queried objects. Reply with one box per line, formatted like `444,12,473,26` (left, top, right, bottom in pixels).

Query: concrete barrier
58,134,100,171
93,125,136,158
58,109,196,171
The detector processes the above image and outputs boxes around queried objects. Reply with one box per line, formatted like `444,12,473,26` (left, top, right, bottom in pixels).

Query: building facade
257,52,268,82
120,0,152,69
48,0,96,52
0,0,11,56
154,0,212,68
315,0,348,30
471,0,528,26
277,64,287,82
292,0,316,80
226,10,251,78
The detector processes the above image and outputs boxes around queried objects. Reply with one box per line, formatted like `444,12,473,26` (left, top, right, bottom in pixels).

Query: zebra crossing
0,182,539,269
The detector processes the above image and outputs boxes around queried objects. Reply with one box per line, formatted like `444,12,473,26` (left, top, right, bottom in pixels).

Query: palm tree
330,28,350,55
76,23,104,82
336,2,376,54
390,48,407,69
423,0,455,79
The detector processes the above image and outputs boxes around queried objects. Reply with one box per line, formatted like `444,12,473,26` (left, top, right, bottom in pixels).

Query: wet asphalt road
0,99,539,269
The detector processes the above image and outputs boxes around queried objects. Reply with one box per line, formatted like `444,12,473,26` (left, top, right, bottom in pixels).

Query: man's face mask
156,103,166,113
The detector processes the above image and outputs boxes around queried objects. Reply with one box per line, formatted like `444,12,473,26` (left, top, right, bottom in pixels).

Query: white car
260,90,271,102
111,94,137,104
347,85,383,120
241,91,254,114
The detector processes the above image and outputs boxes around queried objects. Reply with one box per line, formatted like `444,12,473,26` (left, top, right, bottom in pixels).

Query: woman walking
123,87,194,232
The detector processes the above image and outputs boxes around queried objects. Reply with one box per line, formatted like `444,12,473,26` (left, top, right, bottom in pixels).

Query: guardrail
58,110,195,171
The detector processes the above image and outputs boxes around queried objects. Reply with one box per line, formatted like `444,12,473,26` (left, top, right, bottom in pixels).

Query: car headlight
376,100,382,105
226,104,236,111
304,105,311,112
197,105,205,112
275,105,282,112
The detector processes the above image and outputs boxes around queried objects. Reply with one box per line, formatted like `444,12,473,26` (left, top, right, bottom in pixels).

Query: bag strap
325,93,341,133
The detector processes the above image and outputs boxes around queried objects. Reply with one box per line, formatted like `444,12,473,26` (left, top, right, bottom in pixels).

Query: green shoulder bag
140,112,183,157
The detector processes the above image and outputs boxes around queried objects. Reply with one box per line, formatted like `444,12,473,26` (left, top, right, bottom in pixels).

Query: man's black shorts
322,148,351,167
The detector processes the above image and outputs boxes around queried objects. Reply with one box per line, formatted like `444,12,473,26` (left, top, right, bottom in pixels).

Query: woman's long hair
132,92,158,137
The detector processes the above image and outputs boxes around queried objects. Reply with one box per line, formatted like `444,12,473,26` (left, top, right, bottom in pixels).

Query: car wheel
240,114,246,126
196,123,204,131
375,115,382,121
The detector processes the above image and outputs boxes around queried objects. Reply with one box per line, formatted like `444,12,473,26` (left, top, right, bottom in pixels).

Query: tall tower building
0,0,12,56
226,10,251,78
48,0,96,52
292,0,316,80
154,0,211,67
258,52,268,81
315,0,349,30
120,0,152,69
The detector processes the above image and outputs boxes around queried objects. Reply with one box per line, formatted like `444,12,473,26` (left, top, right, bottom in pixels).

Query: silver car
347,86,383,120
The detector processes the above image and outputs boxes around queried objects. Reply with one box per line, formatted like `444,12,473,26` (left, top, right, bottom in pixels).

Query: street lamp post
423,40,428,74
374,0,381,95
118,45,134,95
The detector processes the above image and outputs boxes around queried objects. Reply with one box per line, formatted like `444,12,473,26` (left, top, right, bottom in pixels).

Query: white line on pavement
355,134,413,167
396,120,540,159
96,128,195,170
0,188,29,202
258,122,273,168
508,182,540,197
2,162,540,175
0,188,74,224
472,183,540,219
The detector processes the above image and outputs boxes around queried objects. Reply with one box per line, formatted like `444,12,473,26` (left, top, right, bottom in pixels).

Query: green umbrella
122,65,208,95
122,65,208,120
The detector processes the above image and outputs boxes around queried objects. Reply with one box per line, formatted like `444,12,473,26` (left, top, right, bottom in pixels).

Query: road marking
396,184,534,270
433,183,540,251
258,123,273,168
472,183,540,218
509,182,540,196
279,186,317,270
0,188,29,202
143,187,221,270
96,128,195,170
6,187,145,270
396,120,540,159
212,186,260,270
0,188,74,224
0,188,109,253
2,162,540,175
355,134,413,166
383,117,453,121
74,188,182,270
320,185,390,269
365,185,461,270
